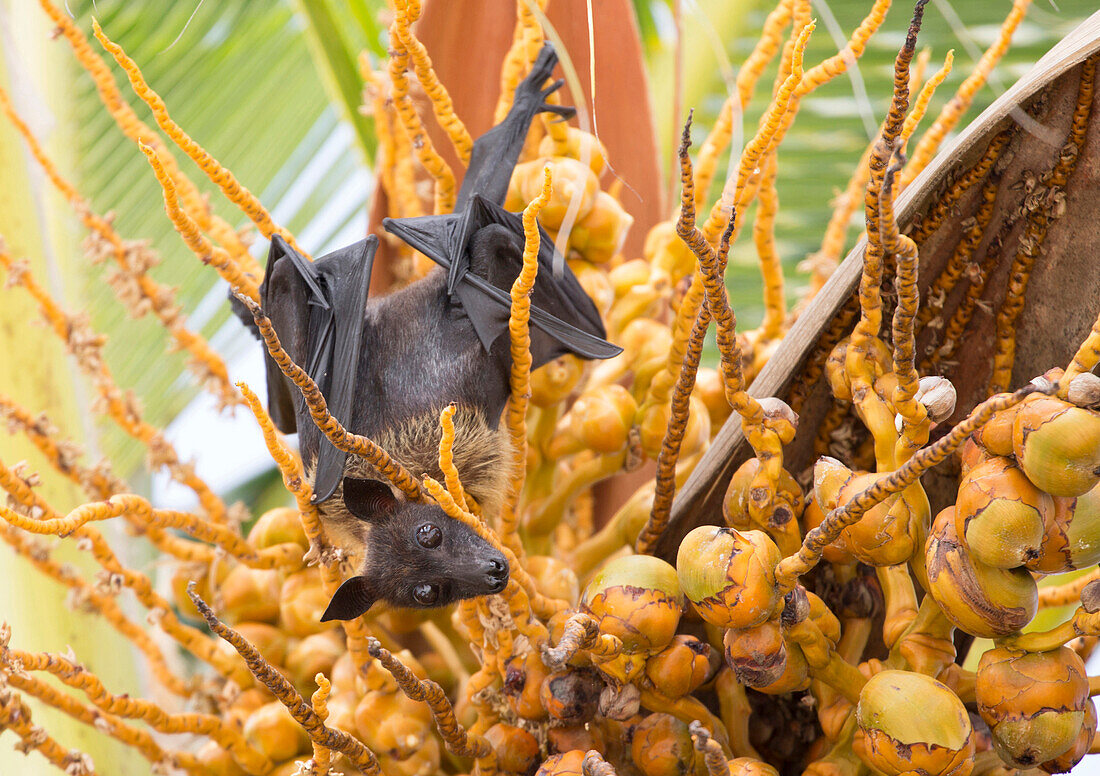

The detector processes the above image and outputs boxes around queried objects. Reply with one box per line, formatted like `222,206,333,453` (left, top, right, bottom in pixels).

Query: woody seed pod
916,375,958,423
955,457,1051,569
582,555,683,654
925,507,1037,638
676,525,781,629
976,646,1088,768
1013,396,1100,497
856,670,974,776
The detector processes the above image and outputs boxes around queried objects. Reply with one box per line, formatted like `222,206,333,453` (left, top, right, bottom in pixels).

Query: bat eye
416,523,442,549
412,583,439,605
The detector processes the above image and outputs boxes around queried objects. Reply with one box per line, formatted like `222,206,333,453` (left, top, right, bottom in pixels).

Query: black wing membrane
260,234,377,503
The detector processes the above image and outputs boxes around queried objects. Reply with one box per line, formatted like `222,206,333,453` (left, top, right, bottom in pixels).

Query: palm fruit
645,634,711,698
975,402,1022,457
509,157,599,230
539,127,608,176
570,191,634,264
925,506,1037,638
285,630,344,690
954,457,1051,568
1040,697,1096,774
232,622,288,667
569,260,615,319
243,701,311,763
247,507,308,552
958,436,992,478
644,220,696,280
278,568,330,638
548,724,606,756
1029,482,1100,573
223,687,271,731
379,737,440,776
639,395,710,460
608,258,653,298
531,355,586,408
728,759,780,776
220,566,281,624
486,723,541,776
723,619,798,690
540,668,602,723
723,458,805,534
814,457,915,567
537,750,586,776
975,646,1088,768
800,496,853,564
503,652,551,721
528,555,581,602
1013,396,1100,497
354,689,433,761
855,670,974,776
825,336,892,401
548,383,637,457
676,525,780,629
694,367,733,431
581,555,684,654
914,375,958,425
196,740,248,776
631,713,696,776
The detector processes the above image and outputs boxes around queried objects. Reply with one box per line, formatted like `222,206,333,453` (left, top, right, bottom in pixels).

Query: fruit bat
243,43,622,622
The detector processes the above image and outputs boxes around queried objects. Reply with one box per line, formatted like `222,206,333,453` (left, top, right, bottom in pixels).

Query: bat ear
320,576,376,621
341,477,399,522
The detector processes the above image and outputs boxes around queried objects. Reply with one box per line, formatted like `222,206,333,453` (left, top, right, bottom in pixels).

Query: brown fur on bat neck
310,403,511,554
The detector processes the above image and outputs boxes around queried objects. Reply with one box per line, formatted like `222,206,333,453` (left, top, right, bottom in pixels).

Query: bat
244,42,622,622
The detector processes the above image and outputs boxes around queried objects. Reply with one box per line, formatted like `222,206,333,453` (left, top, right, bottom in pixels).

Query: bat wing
449,42,575,296
384,196,620,367
260,235,377,504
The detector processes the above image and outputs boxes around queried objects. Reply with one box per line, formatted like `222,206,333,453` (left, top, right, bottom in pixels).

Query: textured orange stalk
0,683,98,776
543,612,623,669
439,403,474,514
494,0,548,123
189,586,383,775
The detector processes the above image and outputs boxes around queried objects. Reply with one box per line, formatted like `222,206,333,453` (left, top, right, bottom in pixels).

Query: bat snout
482,554,509,593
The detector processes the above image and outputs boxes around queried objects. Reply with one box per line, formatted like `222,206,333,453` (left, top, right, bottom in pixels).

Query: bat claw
541,103,577,121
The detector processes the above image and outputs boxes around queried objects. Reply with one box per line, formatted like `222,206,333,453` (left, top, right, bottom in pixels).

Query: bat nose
484,554,509,592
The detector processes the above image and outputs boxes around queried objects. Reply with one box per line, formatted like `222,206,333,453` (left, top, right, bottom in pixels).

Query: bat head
320,477,509,621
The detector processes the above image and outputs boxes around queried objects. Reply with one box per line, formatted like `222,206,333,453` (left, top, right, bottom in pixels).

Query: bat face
319,478,509,621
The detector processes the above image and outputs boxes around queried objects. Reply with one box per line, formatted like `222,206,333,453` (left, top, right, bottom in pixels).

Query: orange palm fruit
644,634,711,698
644,220,696,280
722,619,790,689
220,565,281,624
975,403,1022,458
285,630,344,690
196,740,249,776
723,458,805,534
243,701,310,763
232,622,288,668
958,435,992,478
676,525,780,629
379,737,440,776
975,646,1088,768
223,687,271,731
566,384,637,455
954,457,1051,569
486,723,542,776
856,670,975,776
527,555,580,602
540,668,603,723
638,395,710,460
503,652,551,721
1029,482,1100,573
354,690,433,761
509,157,599,230
570,191,634,264
925,507,1037,638
582,555,683,654
538,127,608,176
800,496,853,564
1040,697,1096,774
728,758,780,776
547,724,606,755
247,507,308,552
531,355,586,408
631,713,696,776
1013,396,1100,497
815,458,916,567
608,258,653,298
278,568,330,638
569,259,615,319
694,367,733,431
537,750,587,776
806,591,842,646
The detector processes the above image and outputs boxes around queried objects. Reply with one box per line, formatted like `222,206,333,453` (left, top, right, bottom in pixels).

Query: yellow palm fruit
958,436,992,478
548,725,606,757
1030,482,1100,573
676,525,780,629
220,565,282,624
593,651,648,685
569,383,638,454
955,457,1051,568
1013,396,1100,497
568,258,615,319
976,646,1088,768
582,555,684,654
1040,697,1096,774
285,630,344,690
379,737,440,776
975,402,1024,457
639,395,710,460
644,221,696,280
354,689,433,761
247,506,308,552
503,651,551,721
540,668,603,723
609,282,670,335
609,258,653,298
539,127,608,176
856,670,975,776
694,367,733,432
196,740,249,776
528,555,580,602
925,507,1037,638
631,713,696,776
800,496,854,564
232,622,288,667
509,157,599,230
486,723,542,776
722,619,791,689
728,758,780,776
645,634,712,698
723,458,805,533
806,591,842,646
815,458,914,567
570,191,634,264
278,568,330,638
537,750,586,776
531,354,586,408
243,701,311,763
223,687,271,731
